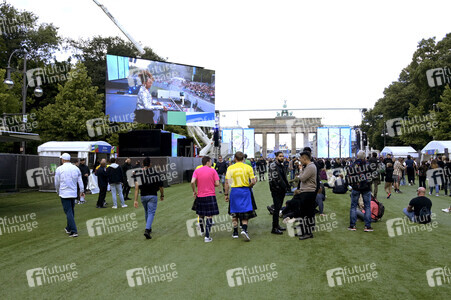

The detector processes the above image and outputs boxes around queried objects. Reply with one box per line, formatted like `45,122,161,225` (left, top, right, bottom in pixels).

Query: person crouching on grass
133,157,164,240
191,156,220,243
224,151,257,241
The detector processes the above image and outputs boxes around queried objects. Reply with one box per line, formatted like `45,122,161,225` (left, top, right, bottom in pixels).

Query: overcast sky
11,0,450,134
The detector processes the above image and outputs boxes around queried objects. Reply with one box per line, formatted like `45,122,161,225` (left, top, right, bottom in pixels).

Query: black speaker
213,128,219,147
178,138,194,157
119,130,162,156
160,132,172,156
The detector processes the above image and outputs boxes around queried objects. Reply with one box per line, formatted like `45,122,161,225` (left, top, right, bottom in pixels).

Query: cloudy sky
11,0,450,145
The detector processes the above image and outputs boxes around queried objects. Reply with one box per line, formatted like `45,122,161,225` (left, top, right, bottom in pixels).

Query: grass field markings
226,263,278,287
326,263,378,287
26,262,78,287
186,214,233,237
86,212,138,237
126,263,178,287
426,266,451,287
385,214,439,238
0,213,38,236
286,213,339,237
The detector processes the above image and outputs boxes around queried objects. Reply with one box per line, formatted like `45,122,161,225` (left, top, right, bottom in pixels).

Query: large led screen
106,54,215,126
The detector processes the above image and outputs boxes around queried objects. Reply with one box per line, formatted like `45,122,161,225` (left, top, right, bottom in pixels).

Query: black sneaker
347,226,356,231
69,232,78,238
271,228,283,235
299,233,313,240
64,228,70,234
266,205,275,215
364,227,374,232
144,229,152,239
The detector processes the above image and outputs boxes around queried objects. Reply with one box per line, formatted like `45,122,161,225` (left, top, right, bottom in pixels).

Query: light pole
3,49,43,154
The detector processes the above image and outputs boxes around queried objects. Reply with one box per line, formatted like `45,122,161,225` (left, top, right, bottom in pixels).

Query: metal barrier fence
0,153,201,192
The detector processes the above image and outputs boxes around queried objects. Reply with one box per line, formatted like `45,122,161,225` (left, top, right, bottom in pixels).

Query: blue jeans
350,190,371,228
430,184,439,194
110,183,125,207
141,195,158,230
61,198,77,233
403,207,416,222
290,170,295,180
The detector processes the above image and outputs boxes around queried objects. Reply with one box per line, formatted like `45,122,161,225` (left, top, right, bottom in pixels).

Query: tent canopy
381,146,418,158
37,141,112,154
421,140,451,154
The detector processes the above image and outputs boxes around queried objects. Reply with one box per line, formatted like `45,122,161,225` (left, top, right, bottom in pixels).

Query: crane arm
92,0,145,55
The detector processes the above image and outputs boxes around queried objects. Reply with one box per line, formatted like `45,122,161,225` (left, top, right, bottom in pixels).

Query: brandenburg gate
249,105,322,158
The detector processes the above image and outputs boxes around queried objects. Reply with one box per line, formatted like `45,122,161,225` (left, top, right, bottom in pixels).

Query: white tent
37,141,114,194
421,140,451,155
381,146,418,158
37,141,113,158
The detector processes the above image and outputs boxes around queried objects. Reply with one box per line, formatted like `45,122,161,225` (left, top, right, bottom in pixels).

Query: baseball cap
60,153,71,161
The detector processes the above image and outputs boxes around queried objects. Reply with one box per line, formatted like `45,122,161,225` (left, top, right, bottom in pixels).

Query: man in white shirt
135,71,161,124
55,153,84,237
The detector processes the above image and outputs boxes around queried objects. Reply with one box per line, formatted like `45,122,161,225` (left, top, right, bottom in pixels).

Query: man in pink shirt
191,156,220,242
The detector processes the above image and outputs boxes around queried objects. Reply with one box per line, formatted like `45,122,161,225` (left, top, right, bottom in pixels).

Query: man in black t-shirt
214,155,228,193
403,187,432,223
133,157,164,239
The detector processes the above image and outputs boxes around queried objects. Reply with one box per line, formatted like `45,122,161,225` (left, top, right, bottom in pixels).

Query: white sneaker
436,194,440,197
441,208,450,213
112,205,117,209
122,204,128,208
204,237,213,243
284,217,297,224
429,192,432,195
241,230,250,241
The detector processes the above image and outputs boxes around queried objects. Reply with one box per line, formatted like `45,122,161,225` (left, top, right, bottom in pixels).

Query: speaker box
119,130,162,156
160,132,172,157
177,138,194,157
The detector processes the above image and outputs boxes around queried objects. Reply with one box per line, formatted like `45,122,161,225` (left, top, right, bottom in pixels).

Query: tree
362,33,451,151
431,86,451,140
36,62,104,142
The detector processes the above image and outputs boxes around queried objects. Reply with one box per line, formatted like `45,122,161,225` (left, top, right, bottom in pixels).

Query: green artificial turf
0,181,450,299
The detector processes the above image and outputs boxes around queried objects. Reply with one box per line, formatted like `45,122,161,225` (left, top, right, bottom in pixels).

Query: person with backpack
403,187,432,223
345,150,374,232
356,195,383,222
332,174,348,194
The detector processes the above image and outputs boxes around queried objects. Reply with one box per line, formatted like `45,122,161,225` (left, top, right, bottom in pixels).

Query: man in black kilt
191,156,220,243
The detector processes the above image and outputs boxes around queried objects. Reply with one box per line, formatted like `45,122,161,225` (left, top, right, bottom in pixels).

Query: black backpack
371,196,385,220
417,206,432,224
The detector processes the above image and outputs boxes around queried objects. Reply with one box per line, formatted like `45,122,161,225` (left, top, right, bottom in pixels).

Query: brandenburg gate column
303,132,309,149
262,132,267,158
291,132,296,156
275,133,280,151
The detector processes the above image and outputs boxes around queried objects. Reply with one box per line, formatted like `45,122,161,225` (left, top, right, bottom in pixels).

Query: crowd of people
181,81,215,101
54,149,449,240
